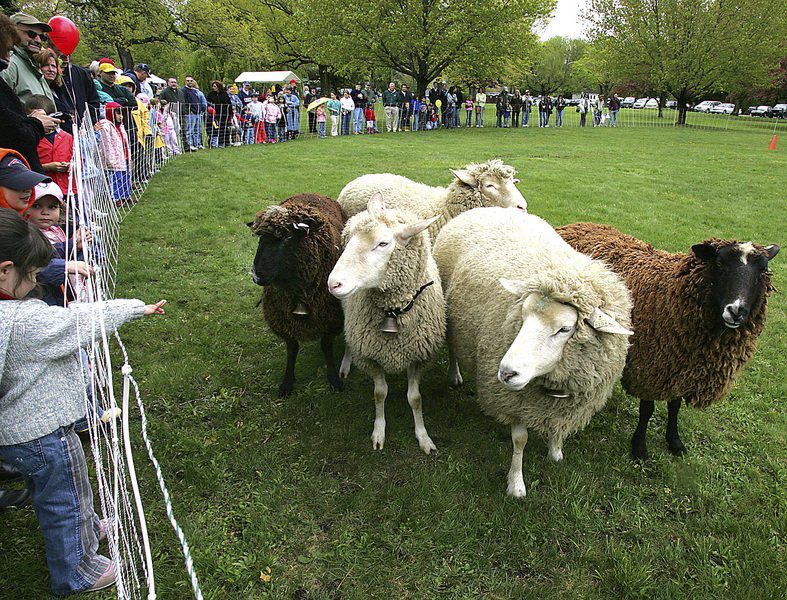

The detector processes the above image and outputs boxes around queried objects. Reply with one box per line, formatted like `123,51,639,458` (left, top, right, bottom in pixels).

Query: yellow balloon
435,99,442,108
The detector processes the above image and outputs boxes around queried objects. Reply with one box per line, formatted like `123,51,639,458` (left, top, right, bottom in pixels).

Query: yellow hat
116,75,134,86
99,63,120,74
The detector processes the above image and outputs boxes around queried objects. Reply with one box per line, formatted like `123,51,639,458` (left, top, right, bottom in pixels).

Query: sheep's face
451,168,527,211
497,289,578,391
328,222,396,298
692,242,779,329
249,222,314,287
328,195,437,299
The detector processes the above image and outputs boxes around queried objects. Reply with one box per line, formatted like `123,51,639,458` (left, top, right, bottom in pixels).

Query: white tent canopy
234,71,301,84
147,73,166,85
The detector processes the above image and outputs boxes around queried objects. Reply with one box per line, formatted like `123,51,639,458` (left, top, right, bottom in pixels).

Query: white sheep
336,159,527,243
328,194,445,454
433,207,633,497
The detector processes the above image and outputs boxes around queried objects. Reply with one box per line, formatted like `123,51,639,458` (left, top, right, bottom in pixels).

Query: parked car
693,100,721,113
666,100,677,109
710,103,735,115
621,96,636,108
633,98,658,109
750,105,772,117
771,104,787,118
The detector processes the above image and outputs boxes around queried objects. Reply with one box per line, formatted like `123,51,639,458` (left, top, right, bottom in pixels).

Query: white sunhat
34,181,64,203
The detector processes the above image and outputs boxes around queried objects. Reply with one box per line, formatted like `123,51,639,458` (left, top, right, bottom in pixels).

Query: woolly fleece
341,207,446,376
434,208,632,445
336,159,519,242
558,222,775,408
250,194,346,343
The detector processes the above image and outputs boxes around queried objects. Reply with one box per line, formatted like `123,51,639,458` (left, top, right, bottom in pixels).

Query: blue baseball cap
0,155,51,190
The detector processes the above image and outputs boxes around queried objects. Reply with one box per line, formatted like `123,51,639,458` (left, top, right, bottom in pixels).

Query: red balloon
48,16,80,56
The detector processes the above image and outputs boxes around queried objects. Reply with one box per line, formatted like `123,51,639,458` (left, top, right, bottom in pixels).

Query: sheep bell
292,302,309,316
380,315,399,334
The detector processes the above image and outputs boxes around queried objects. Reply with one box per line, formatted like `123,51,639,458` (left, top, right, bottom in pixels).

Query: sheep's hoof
548,448,564,462
418,436,437,455
631,437,649,462
328,376,344,392
278,381,294,398
667,437,686,456
450,374,463,388
371,426,385,450
506,481,527,498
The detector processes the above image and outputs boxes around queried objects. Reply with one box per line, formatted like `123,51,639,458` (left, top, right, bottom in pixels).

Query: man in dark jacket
349,83,366,134
97,63,134,106
59,57,101,124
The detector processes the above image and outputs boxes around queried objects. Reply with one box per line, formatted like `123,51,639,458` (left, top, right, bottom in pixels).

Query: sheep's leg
506,423,528,498
278,337,299,398
407,364,437,454
320,333,343,392
547,432,565,462
665,398,686,456
339,346,352,379
371,368,387,450
448,345,463,388
631,399,654,461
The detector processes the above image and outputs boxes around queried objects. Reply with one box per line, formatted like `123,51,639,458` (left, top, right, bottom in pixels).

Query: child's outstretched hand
143,300,167,316
75,227,93,250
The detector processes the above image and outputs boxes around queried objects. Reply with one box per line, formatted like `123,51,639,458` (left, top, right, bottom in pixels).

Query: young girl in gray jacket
0,208,166,595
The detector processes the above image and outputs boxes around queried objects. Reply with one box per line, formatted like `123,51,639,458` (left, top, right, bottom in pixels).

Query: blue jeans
0,426,108,595
244,127,254,144
353,107,364,133
523,109,530,126
186,113,201,148
465,111,472,126
475,109,483,126
610,109,619,126
318,121,326,138
341,112,352,135
412,112,420,131
556,109,564,127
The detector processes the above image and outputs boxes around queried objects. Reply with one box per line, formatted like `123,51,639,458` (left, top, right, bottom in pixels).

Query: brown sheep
248,194,347,397
557,222,779,460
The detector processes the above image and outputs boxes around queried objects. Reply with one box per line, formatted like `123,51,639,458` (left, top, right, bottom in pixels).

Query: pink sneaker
87,561,116,592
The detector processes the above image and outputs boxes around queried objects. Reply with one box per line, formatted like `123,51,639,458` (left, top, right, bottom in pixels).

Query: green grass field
1,126,785,599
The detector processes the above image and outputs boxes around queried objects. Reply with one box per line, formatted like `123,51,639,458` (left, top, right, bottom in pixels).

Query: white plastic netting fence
62,106,201,599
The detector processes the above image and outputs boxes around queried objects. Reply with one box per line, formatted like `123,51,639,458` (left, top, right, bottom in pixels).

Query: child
316,104,327,139
249,94,267,144
159,101,182,156
0,150,51,215
205,106,219,148
420,99,428,131
94,103,132,205
364,104,375,134
0,208,167,595
240,107,255,145
25,181,93,307
465,97,474,127
277,97,287,143
25,95,75,199
427,104,438,130
263,96,281,143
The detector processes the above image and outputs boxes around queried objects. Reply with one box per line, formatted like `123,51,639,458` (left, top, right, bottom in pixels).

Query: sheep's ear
450,168,477,188
498,278,529,297
394,215,439,247
764,244,780,261
367,193,386,218
691,243,716,261
585,307,633,336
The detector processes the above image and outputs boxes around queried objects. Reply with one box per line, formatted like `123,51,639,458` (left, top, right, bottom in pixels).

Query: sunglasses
24,30,48,41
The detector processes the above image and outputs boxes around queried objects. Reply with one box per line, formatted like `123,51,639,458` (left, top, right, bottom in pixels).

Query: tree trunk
116,46,134,71
657,92,665,119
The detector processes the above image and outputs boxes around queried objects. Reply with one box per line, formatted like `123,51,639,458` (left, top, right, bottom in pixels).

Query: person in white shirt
475,88,486,127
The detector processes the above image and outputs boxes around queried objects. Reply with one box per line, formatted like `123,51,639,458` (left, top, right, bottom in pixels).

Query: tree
294,0,553,96
523,37,591,96
585,0,786,124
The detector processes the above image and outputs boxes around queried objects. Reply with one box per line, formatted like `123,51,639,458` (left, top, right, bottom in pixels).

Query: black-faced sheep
557,222,780,461
327,194,445,454
248,194,347,397
336,159,527,242
434,208,632,497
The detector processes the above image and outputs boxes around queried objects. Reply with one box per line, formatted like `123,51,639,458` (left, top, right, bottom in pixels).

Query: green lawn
1,126,785,599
